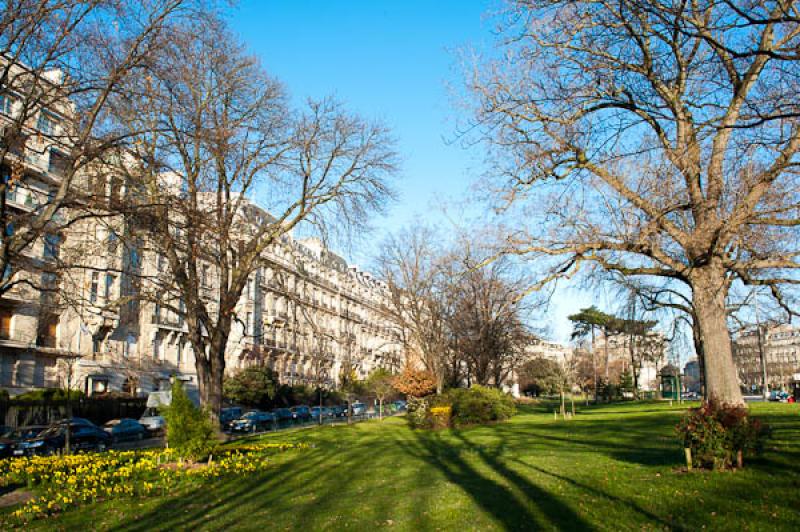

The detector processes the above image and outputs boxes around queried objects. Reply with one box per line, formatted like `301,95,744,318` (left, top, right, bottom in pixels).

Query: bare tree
375,226,451,393
446,251,533,388
465,0,800,404
109,16,396,419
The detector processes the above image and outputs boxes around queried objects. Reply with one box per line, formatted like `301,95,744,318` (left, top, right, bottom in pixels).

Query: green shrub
162,380,215,461
406,386,516,429
406,396,431,429
676,399,770,469
448,386,516,427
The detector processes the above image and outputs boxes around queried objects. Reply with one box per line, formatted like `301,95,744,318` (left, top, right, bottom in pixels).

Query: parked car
103,418,147,443
310,406,332,420
769,390,790,402
0,425,47,459
15,423,111,456
272,408,293,423
330,405,347,418
392,400,407,411
229,411,275,433
351,402,368,416
220,407,243,425
290,406,312,421
56,417,97,427
139,407,166,434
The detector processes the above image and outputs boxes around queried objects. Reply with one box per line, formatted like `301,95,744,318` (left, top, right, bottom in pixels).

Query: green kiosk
659,365,681,401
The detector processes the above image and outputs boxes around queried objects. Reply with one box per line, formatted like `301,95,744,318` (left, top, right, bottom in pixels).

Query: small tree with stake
366,368,396,421
56,352,83,455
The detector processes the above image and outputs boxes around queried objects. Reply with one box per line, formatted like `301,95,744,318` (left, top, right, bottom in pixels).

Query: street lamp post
318,368,327,425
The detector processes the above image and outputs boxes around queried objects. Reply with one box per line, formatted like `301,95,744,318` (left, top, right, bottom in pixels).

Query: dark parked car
103,418,147,443
220,407,243,425
392,400,407,411
15,423,111,456
272,408,293,423
0,425,47,459
310,406,332,420
290,406,312,421
330,405,347,418
229,411,275,433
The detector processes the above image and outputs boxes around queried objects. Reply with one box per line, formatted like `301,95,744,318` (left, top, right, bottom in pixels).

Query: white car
139,408,165,433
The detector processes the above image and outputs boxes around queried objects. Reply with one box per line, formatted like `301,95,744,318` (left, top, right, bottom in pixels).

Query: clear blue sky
229,1,599,344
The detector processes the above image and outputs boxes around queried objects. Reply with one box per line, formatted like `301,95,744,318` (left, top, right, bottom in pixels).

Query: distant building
683,359,702,393
732,323,800,392
524,337,572,365
593,331,666,391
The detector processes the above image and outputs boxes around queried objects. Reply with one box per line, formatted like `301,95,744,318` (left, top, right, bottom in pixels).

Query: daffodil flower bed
0,442,308,523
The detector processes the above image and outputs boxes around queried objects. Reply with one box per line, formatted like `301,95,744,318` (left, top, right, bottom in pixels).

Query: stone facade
592,331,666,391
732,323,800,392
0,63,403,398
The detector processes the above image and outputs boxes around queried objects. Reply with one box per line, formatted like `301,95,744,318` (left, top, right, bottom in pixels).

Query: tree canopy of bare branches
108,15,396,418
376,225,536,392
466,0,800,404
0,0,200,297
376,226,451,393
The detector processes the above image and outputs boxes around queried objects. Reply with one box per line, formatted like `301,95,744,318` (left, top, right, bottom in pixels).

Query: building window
92,337,103,356
48,149,69,177
128,247,141,270
89,377,108,396
104,273,115,300
36,111,58,136
107,230,118,253
154,334,163,360
176,341,183,366
43,233,60,259
123,334,136,358
0,93,15,116
89,272,99,303
37,315,58,348
201,265,209,287
109,175,122,203
0,309,12,339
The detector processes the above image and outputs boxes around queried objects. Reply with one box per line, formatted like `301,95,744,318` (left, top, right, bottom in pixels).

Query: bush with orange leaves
392,367,436,398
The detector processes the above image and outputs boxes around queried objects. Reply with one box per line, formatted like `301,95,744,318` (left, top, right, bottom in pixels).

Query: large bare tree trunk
691,265,743,405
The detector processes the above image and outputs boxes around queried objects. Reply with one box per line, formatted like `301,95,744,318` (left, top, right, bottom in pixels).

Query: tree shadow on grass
485,417,684,468
506,457,676,529
113,447,336,531
398,428,594,531
113,422,415,531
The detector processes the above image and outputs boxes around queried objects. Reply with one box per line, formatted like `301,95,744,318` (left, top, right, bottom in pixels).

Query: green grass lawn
11,401,800,531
